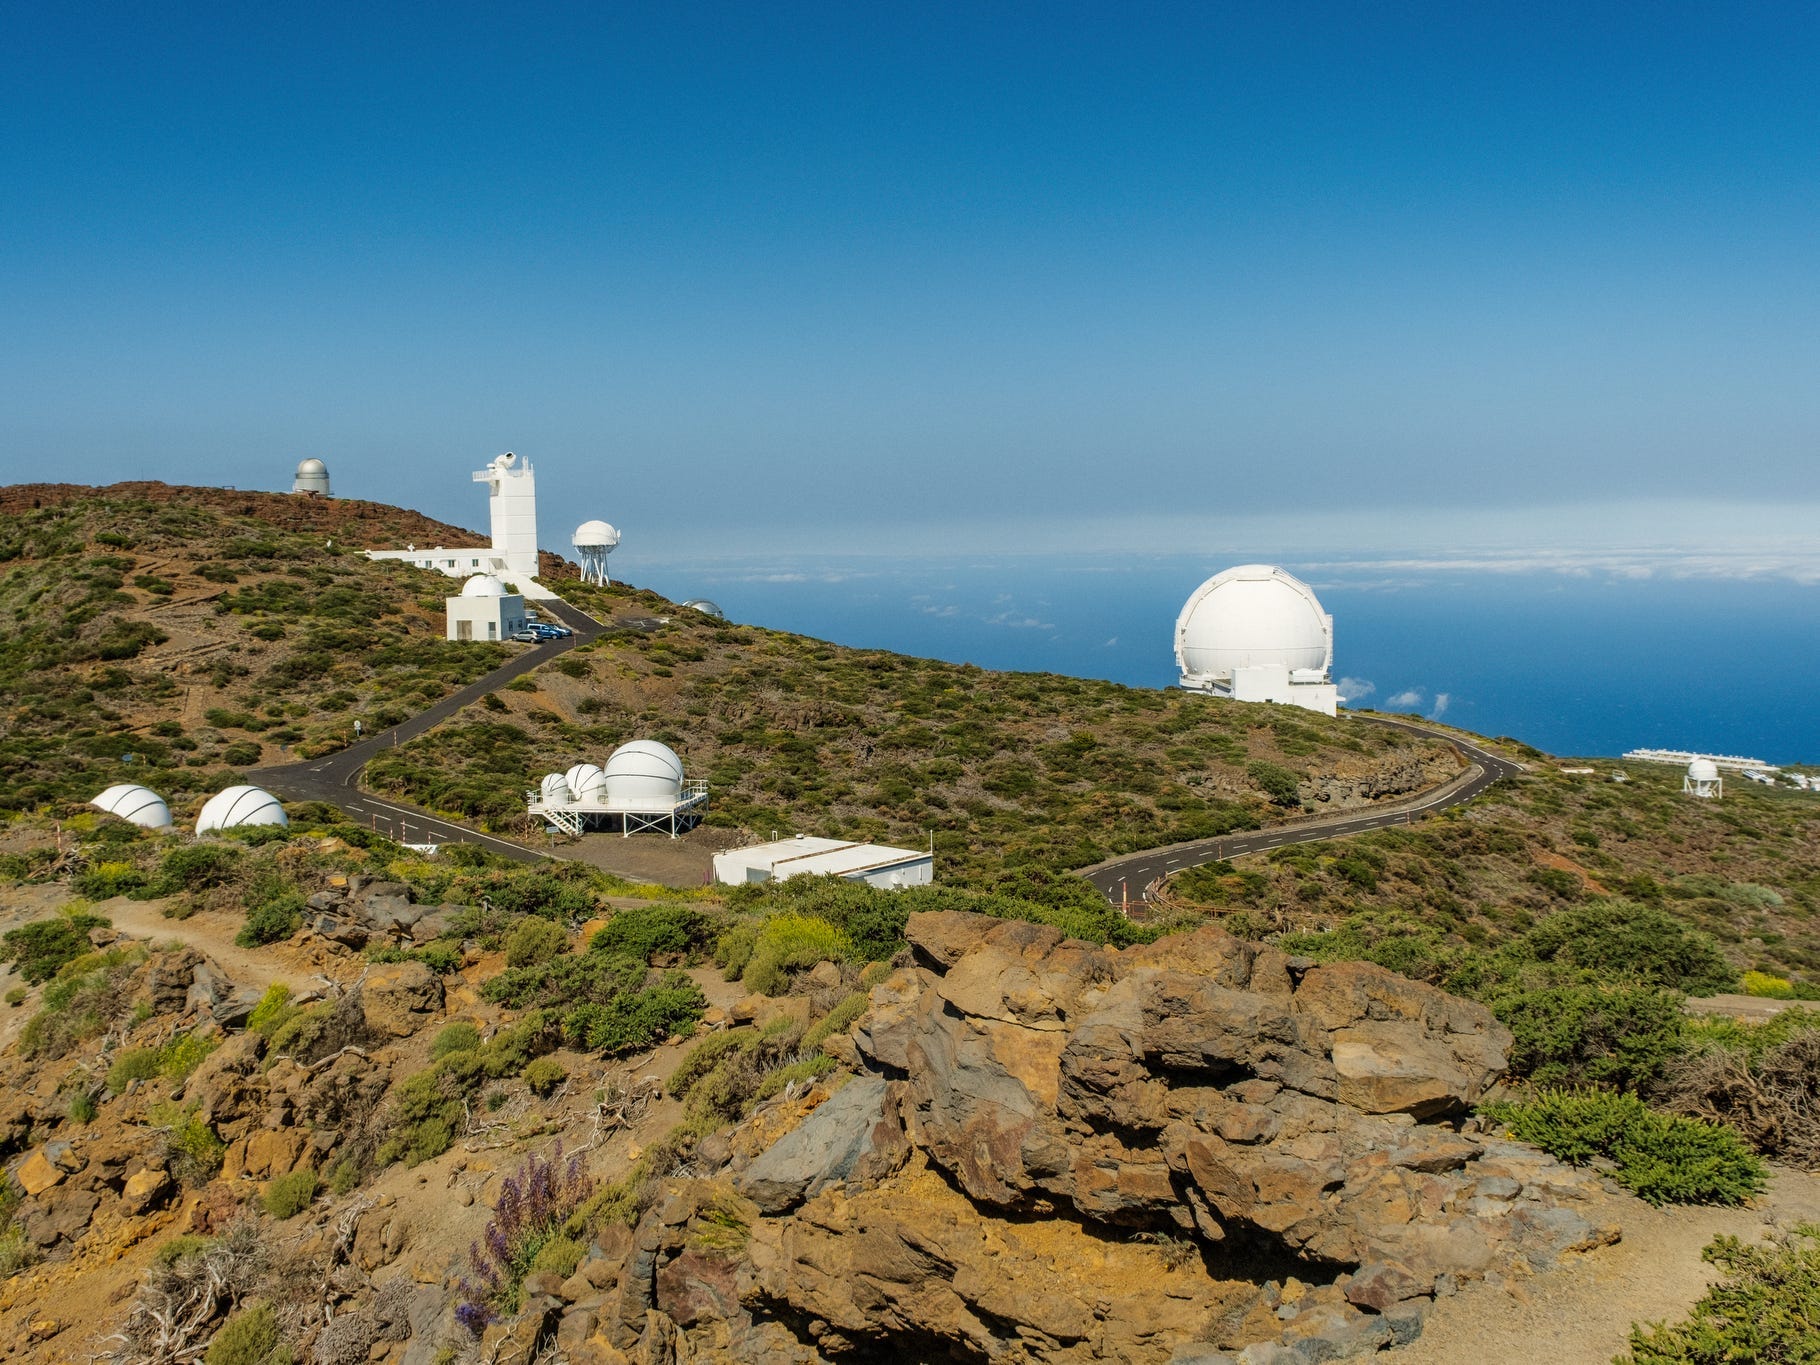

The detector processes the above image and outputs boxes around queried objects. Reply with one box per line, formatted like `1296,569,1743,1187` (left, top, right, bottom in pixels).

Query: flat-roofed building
713,835,933,889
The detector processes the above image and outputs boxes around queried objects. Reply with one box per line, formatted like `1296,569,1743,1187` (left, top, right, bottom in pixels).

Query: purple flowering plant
456,1142,596,1335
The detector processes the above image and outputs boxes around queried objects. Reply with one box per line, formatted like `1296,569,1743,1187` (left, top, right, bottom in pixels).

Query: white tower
1684,759,1723,799
573,520,621,587
473,452,540,583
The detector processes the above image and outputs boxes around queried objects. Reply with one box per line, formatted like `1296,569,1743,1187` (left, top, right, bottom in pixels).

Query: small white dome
461,574,510,598
573,520,621,549
540,773,574,805
296,458,327,476
1688,759,1720,782
680,599,724,619
602,740,684,807
91,784,173,830
196,785,287,834
1176,565,1332,682
564,763,608,802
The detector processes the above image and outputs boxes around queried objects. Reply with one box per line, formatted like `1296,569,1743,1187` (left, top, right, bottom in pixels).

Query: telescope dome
602,740,685,805
196,785,287,834
461,574,510,598
1176,565,1332,682
91,783,173,830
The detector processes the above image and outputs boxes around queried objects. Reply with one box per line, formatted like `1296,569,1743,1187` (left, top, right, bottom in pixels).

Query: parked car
510,628,542,643
533,623,573,638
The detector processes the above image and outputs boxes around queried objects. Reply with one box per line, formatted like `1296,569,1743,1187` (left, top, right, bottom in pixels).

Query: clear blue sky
4,3,1819,558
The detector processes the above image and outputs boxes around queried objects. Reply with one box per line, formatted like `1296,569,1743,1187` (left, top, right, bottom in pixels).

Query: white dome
540,773,574,805
573,520,621,549
1176,565,1332,682
295,458,327,476
1688,759,1720,782
91,784,173,830
602,740,684,807
196,785,287,834
680,599,724,619
564,763,608,802
461,574,510,598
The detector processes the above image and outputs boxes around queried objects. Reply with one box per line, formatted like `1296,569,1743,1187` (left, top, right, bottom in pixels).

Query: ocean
629,554,1819,764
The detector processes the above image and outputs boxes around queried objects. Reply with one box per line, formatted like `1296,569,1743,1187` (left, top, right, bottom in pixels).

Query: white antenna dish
573,520,620,586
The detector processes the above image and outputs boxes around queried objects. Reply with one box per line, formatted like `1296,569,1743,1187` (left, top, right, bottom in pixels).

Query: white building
196,785,287,834
368,452,555,599
713,836,934,889
446,574,529,643
291,458,331,496
528,740,709,837
91,783,173,830
1175,564,1338,716
1684,759,1723,799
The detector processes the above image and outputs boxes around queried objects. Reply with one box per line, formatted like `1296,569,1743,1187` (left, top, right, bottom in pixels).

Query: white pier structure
1683,759,1723,799
527,740,707,838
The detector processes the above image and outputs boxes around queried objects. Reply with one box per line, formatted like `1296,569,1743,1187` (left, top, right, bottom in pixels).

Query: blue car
530,623,572,639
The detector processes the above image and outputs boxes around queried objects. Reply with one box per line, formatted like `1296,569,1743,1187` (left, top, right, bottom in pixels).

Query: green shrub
1486,1090,1766,1206
431,1022,483,1059
247,984,298,1038
505,918,569,969
483,953,706,1055
803,992,870,1052
67,1090,98,1123
155,843,239,894
1,913,107,984
589,905,706,962
528,1232,584,1278
75,860,150,899
1494,985,1686,1091
204,1302,288,1365
740,914,850,995
714,925,757,980
1620,1225,1820,1363
523,1057,567,1097
262,1169,317,1219
668,1029,758,1100
1740,970,1796,999
1247,760,1303,806
237,890,304,947
160,1032,216,1081
152,1102,227,1185
1520,900,1737,996
107,1047,164,1094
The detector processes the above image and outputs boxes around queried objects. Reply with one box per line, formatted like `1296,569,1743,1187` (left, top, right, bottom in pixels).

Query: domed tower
1174,565,1338,716
1684,758,1723,799
292,458,331,496
573,520,620,586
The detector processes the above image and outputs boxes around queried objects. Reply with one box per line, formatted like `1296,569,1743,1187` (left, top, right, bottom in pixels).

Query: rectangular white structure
475,452,540,582
713,836,934,889
1224,666,1339,716
446,590,528,642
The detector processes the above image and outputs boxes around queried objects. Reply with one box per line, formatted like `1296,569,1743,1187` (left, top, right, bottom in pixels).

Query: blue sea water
639,555,1820,764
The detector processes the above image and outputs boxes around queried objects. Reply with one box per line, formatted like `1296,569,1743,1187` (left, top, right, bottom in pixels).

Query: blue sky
4,3,1819,564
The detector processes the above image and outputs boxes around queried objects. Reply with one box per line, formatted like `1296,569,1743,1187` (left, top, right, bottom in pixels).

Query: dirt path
1397,1166,1820,1363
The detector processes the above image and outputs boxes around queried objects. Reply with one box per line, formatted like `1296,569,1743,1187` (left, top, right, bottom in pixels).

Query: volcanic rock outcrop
592,912,1620,1361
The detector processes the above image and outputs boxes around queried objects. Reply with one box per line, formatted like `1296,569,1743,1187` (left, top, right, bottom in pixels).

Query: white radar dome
1175,565,1333,682
461,574,510,598
91,783,173,830
602,740,685,807
1688,759,1720,782
680,599,724,620
540,773,574,805
196,785,287,834
573,520,621,549
564,763,608,802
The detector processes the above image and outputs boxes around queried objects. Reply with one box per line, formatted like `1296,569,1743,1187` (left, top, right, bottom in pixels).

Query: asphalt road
1079,716,1525,909
252,598,606,863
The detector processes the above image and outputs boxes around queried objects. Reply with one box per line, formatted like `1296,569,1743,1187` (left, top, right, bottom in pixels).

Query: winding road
1078,717,1525,909
252,598,608,862
255,600,1523,898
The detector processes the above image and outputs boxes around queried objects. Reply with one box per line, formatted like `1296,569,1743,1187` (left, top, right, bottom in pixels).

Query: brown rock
1344,1260,1431,1311
121,1166,173,1214
13,1150,64,1197
359,962,444,1037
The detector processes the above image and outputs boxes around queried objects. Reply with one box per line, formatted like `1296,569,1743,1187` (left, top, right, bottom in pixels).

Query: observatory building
445,573,529,642
367,452,554,598
713,836,933,889
91,784,173,831
196,785,288,834
291,458,331,496
1684,759,1723,799
1175,564,1338,716
573,520,620,586
527,740,709,837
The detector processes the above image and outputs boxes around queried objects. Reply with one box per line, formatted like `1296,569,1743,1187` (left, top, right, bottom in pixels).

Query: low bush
236,890,304,947
1619,1224,1820,1363
107,1047,164,1094
505,918,568,969
740,914,850,996
2,912,108,984
1494,985,1686,1092
431,1022,483,1060
523,1057,567,1097
204,1302,287,1365
247,984,299,1039
803,992,870,1052
262,1169,317,1220
1659,1025,1820,1169
482,949,706,1055
588,905,707,962
1486,1089,1766,1206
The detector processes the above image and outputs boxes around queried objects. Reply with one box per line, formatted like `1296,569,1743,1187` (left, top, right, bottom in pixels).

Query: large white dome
573,520,620,549
461,574,510,598
1688,759,1720,782
1176,565,1332,682
564,763,608,803
602,740,684,808
91,784,173,830
196,785,287,834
